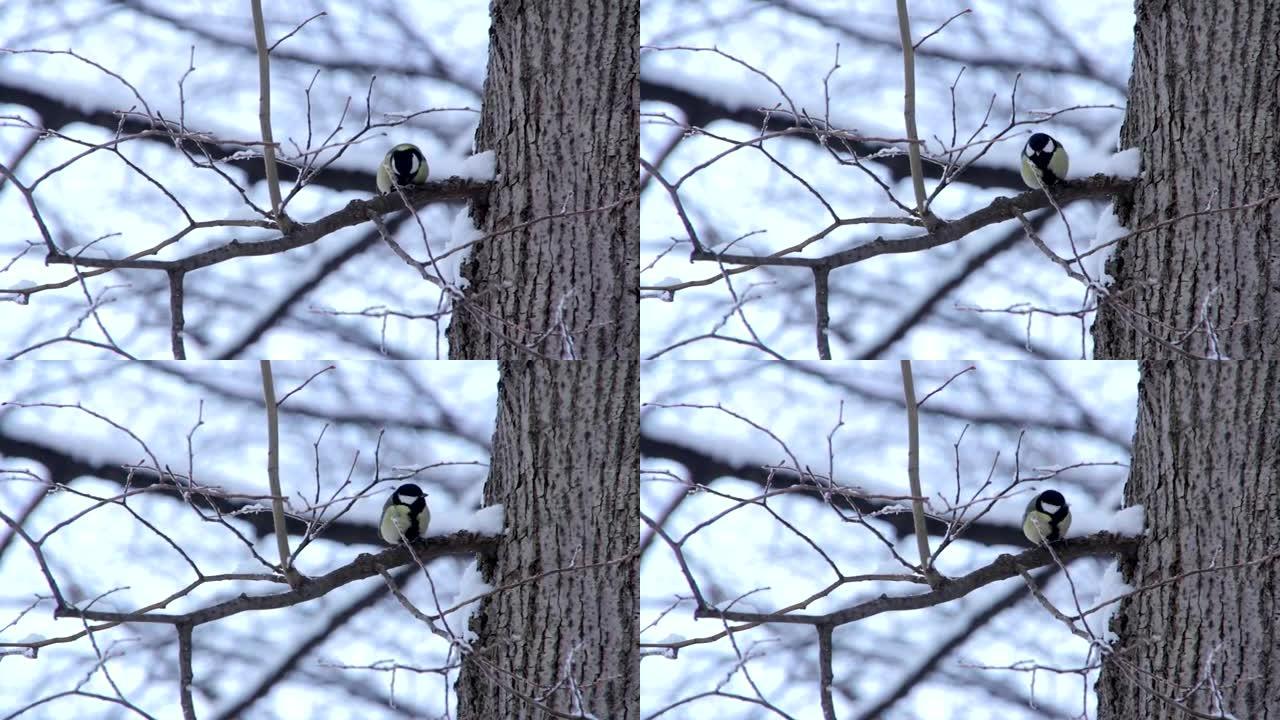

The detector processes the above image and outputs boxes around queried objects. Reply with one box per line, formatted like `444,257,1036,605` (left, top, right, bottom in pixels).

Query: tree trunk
1096,361,1280,718
1092,1,1280,358
455,360,639,719
447,0,639,360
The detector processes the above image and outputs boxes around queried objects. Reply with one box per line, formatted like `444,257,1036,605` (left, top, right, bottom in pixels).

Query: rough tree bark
456,360,639,719
447,0,640,360
1093,1,1280,358
1096,361,1279,718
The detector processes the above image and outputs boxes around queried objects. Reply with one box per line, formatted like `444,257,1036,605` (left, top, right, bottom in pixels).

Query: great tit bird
1022,489,1071,544
376,143,429,194
1020,132,1069,189
379,483,430,544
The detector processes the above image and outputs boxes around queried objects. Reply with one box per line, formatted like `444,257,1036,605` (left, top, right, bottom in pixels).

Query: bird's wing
418,505,431,536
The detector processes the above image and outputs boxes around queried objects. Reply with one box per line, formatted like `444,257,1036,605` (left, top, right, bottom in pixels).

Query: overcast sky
641,359,1139,719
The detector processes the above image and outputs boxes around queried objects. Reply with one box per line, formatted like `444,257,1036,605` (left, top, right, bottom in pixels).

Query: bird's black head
391,481,427,509
390,146,424,180
1027,133,1055,153
1037,489,1067,511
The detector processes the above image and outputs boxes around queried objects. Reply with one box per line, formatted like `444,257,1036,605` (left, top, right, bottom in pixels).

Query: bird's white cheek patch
1041,503,1060,513
397,494,415,505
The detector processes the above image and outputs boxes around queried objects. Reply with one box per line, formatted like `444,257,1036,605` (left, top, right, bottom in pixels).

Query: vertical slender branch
899,360,935,582
177,622,196,720
259,360,300,587
168,269,186,360
895,0,929,218
817,624,836,720
813,267,832,360
249,0,292,233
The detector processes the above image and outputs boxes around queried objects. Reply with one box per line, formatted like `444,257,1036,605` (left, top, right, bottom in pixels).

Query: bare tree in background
1092,2,1280,358
0,1,638,361
640,360,1276,719
640,2,1138,360
0,4,486,359
642,1,1278,360
0,360,640,719
640,362,1135,718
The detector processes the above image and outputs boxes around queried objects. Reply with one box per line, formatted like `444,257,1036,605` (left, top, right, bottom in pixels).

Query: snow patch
427,503,503,537
1090,561,1133,645
1084,203,1126,289
1108,505,1145,536
1104,148,1142,178
458,151,496,181
444,560,493,645
0,647,37,661
440,207,481,290
641,277,682,302
467,504,505,534
641,635,683,660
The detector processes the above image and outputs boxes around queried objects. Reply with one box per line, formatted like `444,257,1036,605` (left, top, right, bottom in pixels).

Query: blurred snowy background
0,360,497,718
641,0,1134,359
641,360,1139,719
0,1,489,358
